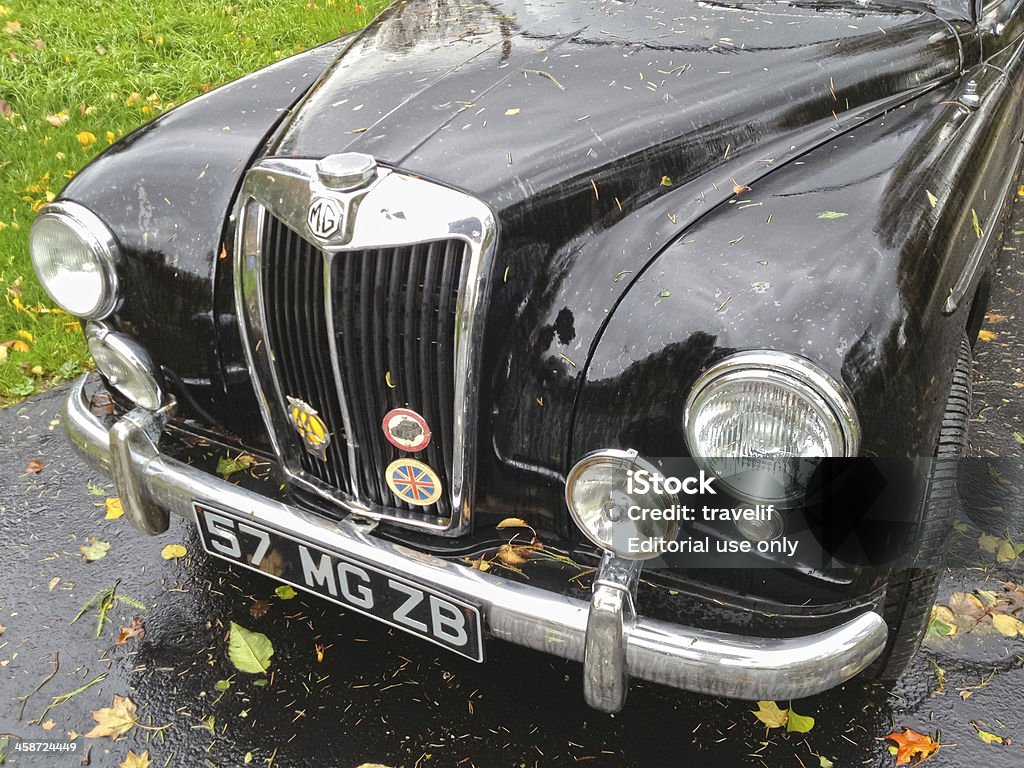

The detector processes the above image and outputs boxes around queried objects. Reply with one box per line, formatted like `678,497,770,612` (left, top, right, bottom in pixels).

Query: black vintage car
30,0,1021,711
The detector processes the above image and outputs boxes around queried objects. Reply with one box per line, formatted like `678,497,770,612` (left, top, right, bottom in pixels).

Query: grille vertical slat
259,211,465,523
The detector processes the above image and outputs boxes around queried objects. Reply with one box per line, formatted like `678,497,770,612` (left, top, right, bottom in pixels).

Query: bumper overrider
64,373,887,712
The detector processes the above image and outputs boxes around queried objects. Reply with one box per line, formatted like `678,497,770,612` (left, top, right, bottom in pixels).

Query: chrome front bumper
64,374,888,712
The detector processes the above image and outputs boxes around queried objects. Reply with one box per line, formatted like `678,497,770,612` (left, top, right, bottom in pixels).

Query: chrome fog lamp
87,323,166,410
684,352,859,505
29,201,121,319
565,449,678,560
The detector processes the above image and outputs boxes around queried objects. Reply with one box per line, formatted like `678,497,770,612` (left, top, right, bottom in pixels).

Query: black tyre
866,336,970,680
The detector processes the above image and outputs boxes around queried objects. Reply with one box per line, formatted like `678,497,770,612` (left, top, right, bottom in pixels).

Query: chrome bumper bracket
109,401,175,536
584,554,642,712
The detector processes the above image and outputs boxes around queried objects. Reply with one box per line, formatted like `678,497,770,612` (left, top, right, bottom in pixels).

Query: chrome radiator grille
261,212,464,520
235,156,495,536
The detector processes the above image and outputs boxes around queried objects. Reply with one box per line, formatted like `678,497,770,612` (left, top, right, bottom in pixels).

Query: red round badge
381,408,431,452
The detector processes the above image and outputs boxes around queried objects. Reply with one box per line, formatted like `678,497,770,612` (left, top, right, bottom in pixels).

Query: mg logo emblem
307,196,343,239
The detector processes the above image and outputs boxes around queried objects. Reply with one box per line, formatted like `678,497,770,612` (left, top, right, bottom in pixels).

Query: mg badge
381,407,431,452
287,396,331,460
385,459,443,506
307,196,343,240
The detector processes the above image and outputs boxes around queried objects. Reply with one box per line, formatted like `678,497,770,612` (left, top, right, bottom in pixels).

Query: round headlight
29,201,120,319
87,323,165,411
565,450,679,560
684,352,859,505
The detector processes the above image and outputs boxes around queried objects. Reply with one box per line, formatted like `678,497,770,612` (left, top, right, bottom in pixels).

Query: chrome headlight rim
30,200,121,319
565,448,677,560
684,350,861,459
86,321,166,411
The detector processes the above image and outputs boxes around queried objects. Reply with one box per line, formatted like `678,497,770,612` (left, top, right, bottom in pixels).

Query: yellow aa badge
286,396,331,461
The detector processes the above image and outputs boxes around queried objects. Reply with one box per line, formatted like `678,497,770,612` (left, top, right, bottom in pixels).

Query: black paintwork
54,0,1024,620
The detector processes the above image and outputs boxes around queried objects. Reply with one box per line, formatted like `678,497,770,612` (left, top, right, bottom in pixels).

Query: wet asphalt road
0,215,1022,768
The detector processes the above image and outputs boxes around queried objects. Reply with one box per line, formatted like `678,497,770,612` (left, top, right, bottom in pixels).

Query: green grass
0,0,385,404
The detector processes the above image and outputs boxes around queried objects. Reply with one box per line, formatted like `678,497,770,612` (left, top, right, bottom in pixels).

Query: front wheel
866,336,970,680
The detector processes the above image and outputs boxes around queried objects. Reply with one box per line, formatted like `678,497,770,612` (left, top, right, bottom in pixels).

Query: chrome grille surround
233,157,496,536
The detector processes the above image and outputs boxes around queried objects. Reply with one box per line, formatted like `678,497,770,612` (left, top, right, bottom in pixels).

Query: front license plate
193,503,483,661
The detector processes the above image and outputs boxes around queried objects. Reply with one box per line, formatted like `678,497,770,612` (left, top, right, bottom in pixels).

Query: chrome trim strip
232,157,497,535
64,373,890,708
944,138,1024,314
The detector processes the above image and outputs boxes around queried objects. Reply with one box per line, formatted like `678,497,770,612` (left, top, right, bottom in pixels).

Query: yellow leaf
104,497,124,520
978,329,998,342
505,108,520,116
11,339,28,352
752,700,789,729
979,533,1002,553
120,750,152,768
161,544,187,560
1018,184,1024,197
76,130,97,148
972,722,1008,745
17,329,32,342
106,130,115,144
11,296,26,313
496,517,530,529
41,719,55,731
996,539,1019,563
85,695,137,739
992,613,1024,637
884,728,941,765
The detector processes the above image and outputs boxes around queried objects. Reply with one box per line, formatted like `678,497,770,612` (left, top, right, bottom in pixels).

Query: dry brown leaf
495,544,527,566
985,312,1009,324
250,600,270,619
949,591,987,621
884,728,941,765
732,183,751,195
85,695,137,739
45,112,69,127
40,719,55,731
25,457,44,473
116,616,145,645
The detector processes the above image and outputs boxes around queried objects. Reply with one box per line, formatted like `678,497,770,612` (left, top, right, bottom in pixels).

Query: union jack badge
286,396,331,461
385,458,443,507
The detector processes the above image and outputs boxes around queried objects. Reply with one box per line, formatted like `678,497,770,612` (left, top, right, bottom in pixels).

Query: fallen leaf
732,183,750,195
992,613,1024,637
496,518,531,530
949,591,987,621
1013,431,1024,447
48,577,60,591
160,544,186,560
818,758,834,768
25,457,44,473
978,329,998,342
495,543,527,566
120,749,151,768
504,108,520,116
214,679,231,692
228,622,274,674
116,616,145,645
80,537,110,562
752,700,788,729
786,706,815,733
40,719,55,731
250,599,270,619
884,728,940,765
3,19,20,33
972,721,1009,745
979,533,1002,554
76,130,97,148
996,539,1021,563
817,211,848,219
926,190,938,207
661,175,673,187
0,97,12,117
972,208,983,239
274,585,297,600
45,112,69,127
216,453,258,479
927,605,957,637
85,695,137,739
27,37,43,50
985,312,1009,324
105,497,124,520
